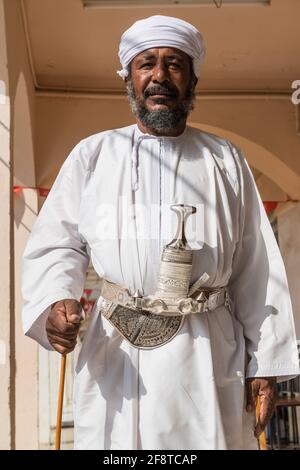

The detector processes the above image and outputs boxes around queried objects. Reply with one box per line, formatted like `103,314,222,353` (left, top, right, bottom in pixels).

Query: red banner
80,289,96,316
263,201,278,216
13,186,50,197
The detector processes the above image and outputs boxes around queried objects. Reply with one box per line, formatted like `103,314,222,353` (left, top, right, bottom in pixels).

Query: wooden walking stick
55,354,67,450
256,398,268,450
53,298,87,450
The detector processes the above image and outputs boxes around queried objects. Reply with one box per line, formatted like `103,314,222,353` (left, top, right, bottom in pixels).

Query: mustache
143,85,179,99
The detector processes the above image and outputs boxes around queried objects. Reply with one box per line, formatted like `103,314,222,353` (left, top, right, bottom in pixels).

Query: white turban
117,15,206,80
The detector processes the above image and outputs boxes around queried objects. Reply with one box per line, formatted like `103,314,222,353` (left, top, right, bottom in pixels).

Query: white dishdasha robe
22,125,299,450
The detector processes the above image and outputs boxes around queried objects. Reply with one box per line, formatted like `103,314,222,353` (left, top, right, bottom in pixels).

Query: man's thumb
246,381,256,413
65,300,83,324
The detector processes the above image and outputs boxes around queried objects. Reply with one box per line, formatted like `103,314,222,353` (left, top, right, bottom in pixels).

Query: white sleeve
228,145,299,380
21,143,90,350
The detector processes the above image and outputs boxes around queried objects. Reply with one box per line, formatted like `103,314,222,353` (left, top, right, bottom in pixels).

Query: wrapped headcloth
117,15,206,80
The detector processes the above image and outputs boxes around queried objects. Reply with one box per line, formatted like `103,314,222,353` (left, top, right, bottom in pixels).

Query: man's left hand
245,377,277,438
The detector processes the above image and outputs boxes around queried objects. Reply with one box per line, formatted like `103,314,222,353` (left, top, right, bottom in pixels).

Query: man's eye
169,63,181,69
140,63,153,69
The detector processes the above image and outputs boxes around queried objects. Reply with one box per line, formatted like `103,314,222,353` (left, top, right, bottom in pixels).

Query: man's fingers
50,341,77,355
47,299,82,332
245,377,277,438
255,395,276,438
47,315,80,336
46,299,83,348
48,329,77,354
48,332,77,347
252,378,277,438
260,396,276,427
47,326,78,342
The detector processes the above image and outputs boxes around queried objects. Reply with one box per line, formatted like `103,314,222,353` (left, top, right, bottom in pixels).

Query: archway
189,122,300,202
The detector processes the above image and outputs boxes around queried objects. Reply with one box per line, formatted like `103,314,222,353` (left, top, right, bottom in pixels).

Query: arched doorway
189,122,300,208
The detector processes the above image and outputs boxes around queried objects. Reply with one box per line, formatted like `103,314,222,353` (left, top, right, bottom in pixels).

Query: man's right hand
46,299,83,354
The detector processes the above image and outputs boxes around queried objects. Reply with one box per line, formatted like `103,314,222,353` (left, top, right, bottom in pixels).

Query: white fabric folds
117,15,206,79
22,125,300,449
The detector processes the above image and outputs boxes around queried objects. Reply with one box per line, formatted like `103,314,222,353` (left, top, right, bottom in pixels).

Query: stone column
0,0,14,450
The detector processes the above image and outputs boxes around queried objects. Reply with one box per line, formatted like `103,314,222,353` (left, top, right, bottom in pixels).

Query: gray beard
127,81,195,135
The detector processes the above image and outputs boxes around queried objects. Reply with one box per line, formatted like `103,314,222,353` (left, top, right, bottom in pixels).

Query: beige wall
35,95,134,186
195,99,300,179
35,94,300,196
3,0,38,449
278,203,300,338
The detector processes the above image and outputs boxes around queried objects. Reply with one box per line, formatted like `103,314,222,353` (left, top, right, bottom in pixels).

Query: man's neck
136,119,186,137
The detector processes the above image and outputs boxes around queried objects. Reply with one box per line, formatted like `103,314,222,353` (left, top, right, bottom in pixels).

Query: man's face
127,47,196,134
130,47,192,112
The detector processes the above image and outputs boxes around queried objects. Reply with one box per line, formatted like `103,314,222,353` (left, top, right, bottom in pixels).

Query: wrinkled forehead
132,47,191,65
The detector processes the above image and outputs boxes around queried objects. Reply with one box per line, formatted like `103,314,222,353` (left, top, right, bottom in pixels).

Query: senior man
22,16,299,450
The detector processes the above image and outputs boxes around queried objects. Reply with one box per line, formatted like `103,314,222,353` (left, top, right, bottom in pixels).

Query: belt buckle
146,298,168,314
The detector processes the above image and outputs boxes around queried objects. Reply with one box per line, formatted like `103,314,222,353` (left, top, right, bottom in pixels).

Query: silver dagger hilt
155,204,196,302
167,204,196,249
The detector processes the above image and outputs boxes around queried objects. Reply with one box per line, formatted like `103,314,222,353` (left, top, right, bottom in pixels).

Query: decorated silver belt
99,283,228,349
99,205,229,349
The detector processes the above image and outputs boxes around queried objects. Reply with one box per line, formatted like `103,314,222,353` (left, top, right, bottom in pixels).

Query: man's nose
152,63,170,84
